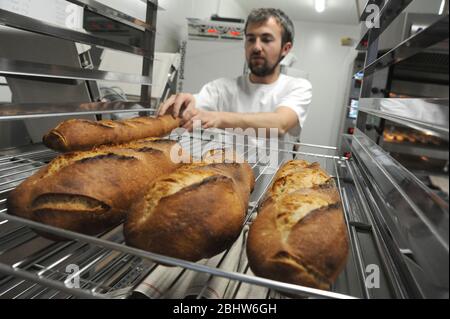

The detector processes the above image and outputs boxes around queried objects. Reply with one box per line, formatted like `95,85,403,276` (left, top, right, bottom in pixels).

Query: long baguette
43,115,181,152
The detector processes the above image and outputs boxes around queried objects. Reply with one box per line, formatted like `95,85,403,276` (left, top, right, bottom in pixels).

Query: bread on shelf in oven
247,160,349,291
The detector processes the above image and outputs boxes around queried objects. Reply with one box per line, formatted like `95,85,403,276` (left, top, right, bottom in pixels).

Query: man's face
245,17,291,77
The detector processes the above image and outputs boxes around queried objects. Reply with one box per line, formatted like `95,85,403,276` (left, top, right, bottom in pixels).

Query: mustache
251,57,265,60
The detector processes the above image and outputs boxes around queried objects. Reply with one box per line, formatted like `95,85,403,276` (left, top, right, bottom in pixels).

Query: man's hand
157,93,196,122
183,109,222,132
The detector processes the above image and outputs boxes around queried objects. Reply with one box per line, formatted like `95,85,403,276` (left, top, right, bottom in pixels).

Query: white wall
290,21,360,147
154,1,360,148
182,39,245,94
91,0,246,99
156,0,247,52
92,1,246,52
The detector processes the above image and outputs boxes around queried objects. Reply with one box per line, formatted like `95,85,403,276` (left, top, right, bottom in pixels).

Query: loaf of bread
247,160,349,291
7,139,185,238
43,115,181,152
124,149,255,262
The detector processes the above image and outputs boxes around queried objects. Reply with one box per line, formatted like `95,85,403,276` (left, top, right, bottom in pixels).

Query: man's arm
191,107,298,136
158,93,300,135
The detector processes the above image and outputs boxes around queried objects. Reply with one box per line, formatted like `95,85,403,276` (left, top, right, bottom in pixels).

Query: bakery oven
0,0,448,299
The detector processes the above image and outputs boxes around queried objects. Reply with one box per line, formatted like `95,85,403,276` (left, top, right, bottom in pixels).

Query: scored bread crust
124,150,255,262
247,160,349,290
266,160,334,201
43,115,181,152
7,139,183,238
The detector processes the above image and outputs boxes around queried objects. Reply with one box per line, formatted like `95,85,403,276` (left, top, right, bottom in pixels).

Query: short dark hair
245,8,295,46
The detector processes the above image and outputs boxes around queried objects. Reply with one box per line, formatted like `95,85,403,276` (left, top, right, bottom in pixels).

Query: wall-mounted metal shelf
0,0,159,122
66,0,155,32
0,9,153,59
350,0,449,299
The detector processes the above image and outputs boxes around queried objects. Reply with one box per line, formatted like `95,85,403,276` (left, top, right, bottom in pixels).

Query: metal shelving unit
351,0,449,299
0,0,158,115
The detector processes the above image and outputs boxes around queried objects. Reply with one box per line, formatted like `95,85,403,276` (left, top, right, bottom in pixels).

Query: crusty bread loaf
43,115,181,152
247,160,349,291
7,139,184,238
124,149,255,262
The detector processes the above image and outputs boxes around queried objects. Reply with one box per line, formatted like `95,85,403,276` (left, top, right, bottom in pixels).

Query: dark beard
248,54,284,77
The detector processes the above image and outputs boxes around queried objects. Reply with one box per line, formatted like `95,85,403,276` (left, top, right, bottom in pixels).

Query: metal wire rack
0,128,405,299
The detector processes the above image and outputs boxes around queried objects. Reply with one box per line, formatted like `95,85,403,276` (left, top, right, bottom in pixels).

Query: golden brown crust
266,160,334,201
247,161,349,291
43,115,181,152
124,149,255,262
7,139,184,239
125,174,245,261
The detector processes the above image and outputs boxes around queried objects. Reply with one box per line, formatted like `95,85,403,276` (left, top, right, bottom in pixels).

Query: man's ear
282,42,293,58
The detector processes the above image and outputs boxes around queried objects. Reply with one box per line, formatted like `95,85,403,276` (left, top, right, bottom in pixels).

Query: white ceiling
239,0,364,25
239,0,445,26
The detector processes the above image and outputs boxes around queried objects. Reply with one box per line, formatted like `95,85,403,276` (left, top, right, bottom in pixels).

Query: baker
158,8,312,162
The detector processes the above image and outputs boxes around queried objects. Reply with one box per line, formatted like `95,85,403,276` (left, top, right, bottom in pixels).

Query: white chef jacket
193,73,312,166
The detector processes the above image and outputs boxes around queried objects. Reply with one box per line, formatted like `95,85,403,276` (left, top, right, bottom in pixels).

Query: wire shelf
0,131,395,299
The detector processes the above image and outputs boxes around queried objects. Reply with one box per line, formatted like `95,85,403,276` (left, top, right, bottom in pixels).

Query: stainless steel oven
0,0,448,299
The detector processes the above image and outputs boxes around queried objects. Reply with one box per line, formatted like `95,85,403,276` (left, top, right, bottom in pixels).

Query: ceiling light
315,0,326,13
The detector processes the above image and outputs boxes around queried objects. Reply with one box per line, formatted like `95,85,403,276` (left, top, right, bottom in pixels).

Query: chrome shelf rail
0,58,154,87
358,98,449,141
0,101,156,121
